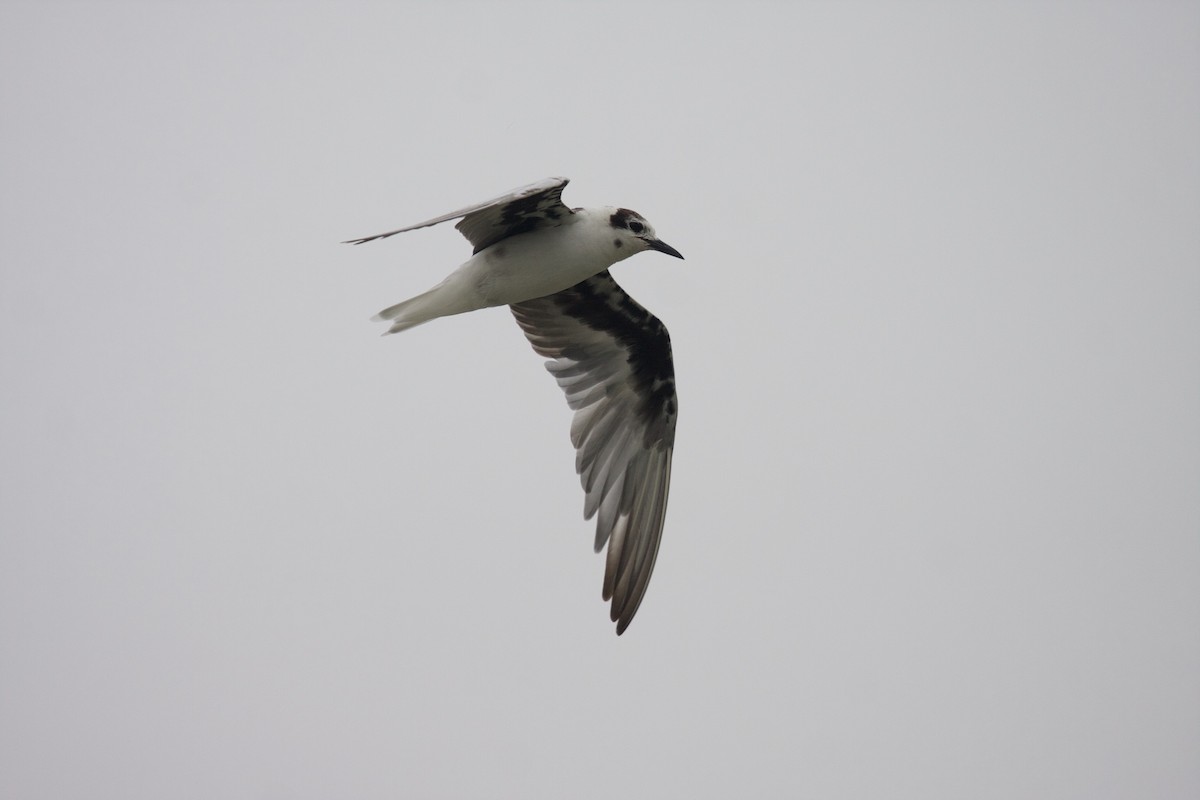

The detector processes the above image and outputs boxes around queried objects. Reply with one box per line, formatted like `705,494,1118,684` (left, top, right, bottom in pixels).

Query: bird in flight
346,177,683,634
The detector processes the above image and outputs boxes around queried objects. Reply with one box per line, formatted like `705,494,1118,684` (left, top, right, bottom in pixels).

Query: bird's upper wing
510,271,677,635
343,177,573,253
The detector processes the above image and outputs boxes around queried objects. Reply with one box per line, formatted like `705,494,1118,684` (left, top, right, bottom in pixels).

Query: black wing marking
510,271,677,635
343,177,573,252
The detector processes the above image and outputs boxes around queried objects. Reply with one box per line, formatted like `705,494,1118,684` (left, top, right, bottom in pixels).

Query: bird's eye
629,221,645,234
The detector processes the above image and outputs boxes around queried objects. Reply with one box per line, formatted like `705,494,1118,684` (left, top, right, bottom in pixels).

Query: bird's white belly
469,223,625,306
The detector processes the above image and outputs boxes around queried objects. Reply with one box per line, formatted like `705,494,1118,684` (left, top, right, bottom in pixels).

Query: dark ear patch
613,239,623,248
609,208,638,230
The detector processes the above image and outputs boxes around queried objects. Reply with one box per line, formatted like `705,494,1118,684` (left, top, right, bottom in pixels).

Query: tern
347,177,683,635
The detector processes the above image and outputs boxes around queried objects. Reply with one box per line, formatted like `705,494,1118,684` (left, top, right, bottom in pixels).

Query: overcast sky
2,2,1197,798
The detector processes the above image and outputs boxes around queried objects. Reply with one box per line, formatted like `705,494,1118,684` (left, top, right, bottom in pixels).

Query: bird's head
607,208,684,261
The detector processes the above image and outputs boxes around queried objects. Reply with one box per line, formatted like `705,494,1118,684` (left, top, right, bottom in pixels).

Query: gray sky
2,1,1198,798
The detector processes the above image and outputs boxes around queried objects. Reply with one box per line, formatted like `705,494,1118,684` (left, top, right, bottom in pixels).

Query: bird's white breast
468,209,636,307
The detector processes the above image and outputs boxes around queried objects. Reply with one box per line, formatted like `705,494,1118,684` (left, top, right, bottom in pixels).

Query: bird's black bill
648,239,684,259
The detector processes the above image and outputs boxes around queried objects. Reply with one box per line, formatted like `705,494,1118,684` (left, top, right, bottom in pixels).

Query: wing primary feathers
343,177,572,250
510,271,677,635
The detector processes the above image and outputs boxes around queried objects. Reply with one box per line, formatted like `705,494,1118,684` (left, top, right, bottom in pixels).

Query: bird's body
370,207,651,333
347,177,683,635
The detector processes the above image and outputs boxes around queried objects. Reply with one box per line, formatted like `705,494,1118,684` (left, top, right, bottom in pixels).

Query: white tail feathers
371,272,490,335
371,290,441,335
